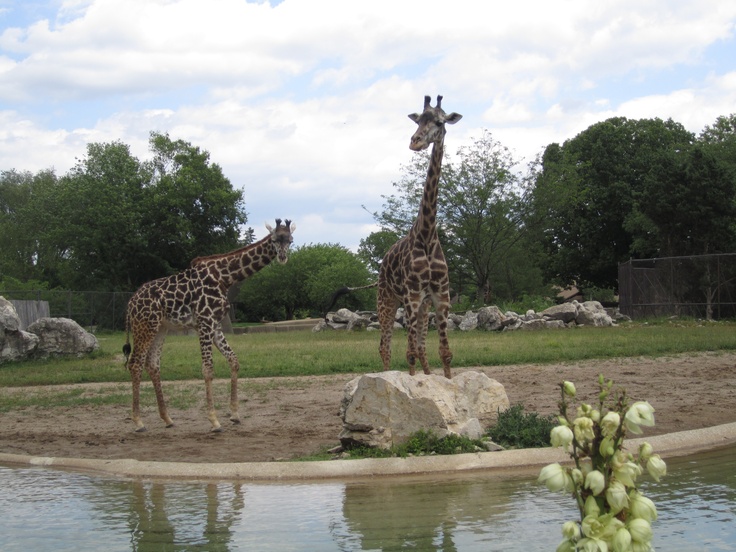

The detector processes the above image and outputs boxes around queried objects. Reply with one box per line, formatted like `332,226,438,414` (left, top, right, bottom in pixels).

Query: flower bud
539,463,574,493
627,518,653,544
555,539,576,552
584,495,601,517
613,460,642,487
600,411,621,437
629,490,657,521
638,442,653,462
612,527,632,552
599,436,615,458
624,401,655,435
562,521,581,541
606,480,629,514
574,417,595,443
563,381,577,397
551,425,574,451
646,454,667,482
585,469,606,496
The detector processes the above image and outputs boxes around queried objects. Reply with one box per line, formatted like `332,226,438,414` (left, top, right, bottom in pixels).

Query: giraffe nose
410,137,424,151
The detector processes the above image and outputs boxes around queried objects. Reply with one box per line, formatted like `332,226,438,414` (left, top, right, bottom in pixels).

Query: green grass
1,318,736,388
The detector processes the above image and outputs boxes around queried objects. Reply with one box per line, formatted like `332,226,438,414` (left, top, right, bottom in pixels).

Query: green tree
357,229,400,274
441,130,532,302
366,130,540,304
528,117,695,289
142,132,248,273
236,243,374,321
627,144,736,257
0,169,61,283
51,141,148,290
2,134,250,291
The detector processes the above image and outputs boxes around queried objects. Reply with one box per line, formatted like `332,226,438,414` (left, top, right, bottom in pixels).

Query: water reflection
124,481,244,551
1,444,734,551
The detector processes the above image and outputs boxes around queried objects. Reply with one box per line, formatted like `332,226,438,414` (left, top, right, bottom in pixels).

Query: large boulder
0,296,21,333
575,300,614,327
339,371,510,449
476,306,507,331
26,317,98,357
540,302,579,323
0,297,39,363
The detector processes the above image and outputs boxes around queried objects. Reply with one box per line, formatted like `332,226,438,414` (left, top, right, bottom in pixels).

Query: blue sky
1,0,735,251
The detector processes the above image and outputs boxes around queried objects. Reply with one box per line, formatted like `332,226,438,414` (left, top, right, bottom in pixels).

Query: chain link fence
618,253,736,320
0,290,134,331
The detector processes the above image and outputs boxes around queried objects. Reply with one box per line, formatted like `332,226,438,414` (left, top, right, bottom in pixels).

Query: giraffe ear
289,221,296,233
265,222,274,233
444,112,462,124
408,113,421,123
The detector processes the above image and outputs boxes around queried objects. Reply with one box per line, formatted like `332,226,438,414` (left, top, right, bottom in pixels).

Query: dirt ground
1,351,735,464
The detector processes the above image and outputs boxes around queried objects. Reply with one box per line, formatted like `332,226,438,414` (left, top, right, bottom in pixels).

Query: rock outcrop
0,296,98,363
26,317,99,358
339,370,510,449
316,300,629,333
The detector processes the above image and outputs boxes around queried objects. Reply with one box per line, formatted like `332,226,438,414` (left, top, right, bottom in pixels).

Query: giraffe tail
323,282,378,319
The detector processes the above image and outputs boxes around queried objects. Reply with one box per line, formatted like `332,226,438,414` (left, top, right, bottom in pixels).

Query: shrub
487,403,557,448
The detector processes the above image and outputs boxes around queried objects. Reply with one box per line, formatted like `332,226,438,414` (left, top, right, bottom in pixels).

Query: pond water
1,444,734,551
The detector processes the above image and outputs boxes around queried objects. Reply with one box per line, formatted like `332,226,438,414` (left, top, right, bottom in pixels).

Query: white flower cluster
538,376,667,552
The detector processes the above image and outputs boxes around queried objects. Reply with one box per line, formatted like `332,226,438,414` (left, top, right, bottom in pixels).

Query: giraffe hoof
230,418,241,425
134,426,148,433
210,426,223,433
165,423,174,429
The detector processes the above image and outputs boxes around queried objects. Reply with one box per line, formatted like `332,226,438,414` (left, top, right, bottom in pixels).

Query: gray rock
540,302,579,323
26,317,98,357
476,306,506,331
0,297,39,363
339,370,510,450
0,296,21,333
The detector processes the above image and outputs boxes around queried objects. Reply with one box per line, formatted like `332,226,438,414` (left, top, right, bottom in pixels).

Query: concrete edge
2,422,735,482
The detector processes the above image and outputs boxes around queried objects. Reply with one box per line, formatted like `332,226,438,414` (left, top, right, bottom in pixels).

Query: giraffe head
265,218,296,264
408,95,462,151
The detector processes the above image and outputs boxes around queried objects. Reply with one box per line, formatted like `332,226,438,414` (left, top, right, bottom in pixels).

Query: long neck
193,235,275,288
412,140,444,241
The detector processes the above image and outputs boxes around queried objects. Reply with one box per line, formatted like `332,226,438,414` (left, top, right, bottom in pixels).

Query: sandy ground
1,352,734,464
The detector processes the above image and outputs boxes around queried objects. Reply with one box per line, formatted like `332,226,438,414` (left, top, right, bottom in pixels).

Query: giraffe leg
416,298,431,375
434,293,453,379
145,330,174,428
214,329,241,424
403,297,421,376
198,327,222,432
128,329,154,432
129,355,146,432
377,293,398,371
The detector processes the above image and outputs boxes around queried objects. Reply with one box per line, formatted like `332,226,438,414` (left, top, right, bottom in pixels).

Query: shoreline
2,421,735,482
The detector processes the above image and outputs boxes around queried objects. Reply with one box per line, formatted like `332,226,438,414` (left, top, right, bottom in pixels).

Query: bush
343,429,485,459
487,403,556,448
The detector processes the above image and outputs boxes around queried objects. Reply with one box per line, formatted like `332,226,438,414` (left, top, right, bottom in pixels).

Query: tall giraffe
378,95,462,379
123,219,296,432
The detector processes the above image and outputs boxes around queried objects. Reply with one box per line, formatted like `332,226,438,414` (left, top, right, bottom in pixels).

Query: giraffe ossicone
377,94,462,379
123,218,295,432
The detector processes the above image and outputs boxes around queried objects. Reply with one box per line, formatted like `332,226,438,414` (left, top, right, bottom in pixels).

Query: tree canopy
0,133,248,291
526,116,736,289
3,113,736,316
365,130,548,304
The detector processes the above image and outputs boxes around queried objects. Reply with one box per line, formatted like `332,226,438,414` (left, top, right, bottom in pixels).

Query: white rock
339,370,510,449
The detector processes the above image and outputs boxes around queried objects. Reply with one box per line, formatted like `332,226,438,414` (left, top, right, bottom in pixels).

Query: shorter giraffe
378,95,461,379
123,219,295,432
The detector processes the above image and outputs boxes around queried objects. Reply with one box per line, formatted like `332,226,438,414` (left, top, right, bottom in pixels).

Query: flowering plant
539,375,666,552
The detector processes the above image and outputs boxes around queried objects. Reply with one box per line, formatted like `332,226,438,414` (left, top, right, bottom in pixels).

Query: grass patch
1,319,735,389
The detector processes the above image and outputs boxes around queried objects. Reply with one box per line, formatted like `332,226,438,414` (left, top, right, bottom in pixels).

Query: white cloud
0,0,735,252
